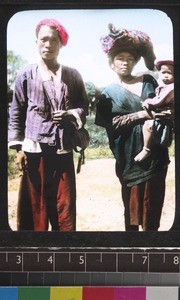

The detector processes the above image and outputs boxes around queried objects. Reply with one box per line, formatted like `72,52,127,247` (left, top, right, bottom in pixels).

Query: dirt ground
8,157,175,231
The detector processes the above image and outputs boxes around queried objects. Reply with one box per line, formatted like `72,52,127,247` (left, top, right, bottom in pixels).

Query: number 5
79,255,85,265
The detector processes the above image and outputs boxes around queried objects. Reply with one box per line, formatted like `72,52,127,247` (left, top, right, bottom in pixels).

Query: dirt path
8,157,175,231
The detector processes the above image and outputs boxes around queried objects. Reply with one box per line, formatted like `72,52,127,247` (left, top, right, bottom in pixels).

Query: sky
7,8,173,88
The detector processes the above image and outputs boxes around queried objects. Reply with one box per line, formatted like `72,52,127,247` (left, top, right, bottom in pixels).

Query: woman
95,25,172,231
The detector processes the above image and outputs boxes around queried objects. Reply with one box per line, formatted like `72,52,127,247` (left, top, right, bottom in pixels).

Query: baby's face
160,64,174,84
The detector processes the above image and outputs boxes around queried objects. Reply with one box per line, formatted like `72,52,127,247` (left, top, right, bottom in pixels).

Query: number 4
47,255,53,264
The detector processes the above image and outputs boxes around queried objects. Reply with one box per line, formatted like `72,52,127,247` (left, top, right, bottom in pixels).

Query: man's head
36,19,69,45
36,19,69,61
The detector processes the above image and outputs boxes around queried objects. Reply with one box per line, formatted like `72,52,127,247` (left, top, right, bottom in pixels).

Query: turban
100,24,156,70
36,19,69,46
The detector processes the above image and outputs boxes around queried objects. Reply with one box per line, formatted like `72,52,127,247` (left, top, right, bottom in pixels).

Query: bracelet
143,147,151,152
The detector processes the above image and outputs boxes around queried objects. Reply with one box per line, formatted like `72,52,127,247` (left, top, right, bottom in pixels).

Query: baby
134,60,174,162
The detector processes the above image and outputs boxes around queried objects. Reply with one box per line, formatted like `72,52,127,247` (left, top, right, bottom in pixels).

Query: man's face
160,64,174,85
36,25,61,61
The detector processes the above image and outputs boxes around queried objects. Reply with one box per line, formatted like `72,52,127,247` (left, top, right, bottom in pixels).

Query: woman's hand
52,110,76,128
15,150,27,172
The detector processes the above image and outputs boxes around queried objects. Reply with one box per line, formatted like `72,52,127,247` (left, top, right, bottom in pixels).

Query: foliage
7,50,27,104
85,147,113,159
74,115,113,160
84,81,97,98
8,149,19,179
85,115,109,148
84,81,102,114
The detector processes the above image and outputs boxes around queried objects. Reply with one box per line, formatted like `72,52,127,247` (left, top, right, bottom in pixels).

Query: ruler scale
0,248,180,275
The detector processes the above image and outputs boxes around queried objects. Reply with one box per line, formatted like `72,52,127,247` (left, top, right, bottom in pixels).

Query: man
8,19,88,231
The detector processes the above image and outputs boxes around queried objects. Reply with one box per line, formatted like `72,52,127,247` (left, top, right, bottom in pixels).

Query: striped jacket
8,64,88,150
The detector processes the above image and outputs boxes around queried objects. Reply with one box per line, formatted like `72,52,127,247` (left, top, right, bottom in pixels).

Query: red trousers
122,168,167,231
17,151,76,231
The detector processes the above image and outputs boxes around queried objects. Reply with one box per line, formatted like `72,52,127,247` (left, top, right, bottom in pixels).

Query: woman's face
36,25,62,61
111,52,136,76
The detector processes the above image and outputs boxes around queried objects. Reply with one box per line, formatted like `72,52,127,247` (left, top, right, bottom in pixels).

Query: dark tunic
95,74,170,230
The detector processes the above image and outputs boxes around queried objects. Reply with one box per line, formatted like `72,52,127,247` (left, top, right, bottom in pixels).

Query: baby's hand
155,109,173,120
142,102,150,110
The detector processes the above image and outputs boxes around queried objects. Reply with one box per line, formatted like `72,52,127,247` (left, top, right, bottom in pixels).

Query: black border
1,0,180,248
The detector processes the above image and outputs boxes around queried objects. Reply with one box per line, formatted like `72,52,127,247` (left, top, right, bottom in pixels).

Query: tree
84,81,102,115
7,50,27,104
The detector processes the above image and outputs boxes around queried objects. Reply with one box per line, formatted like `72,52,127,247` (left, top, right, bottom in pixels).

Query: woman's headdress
36,19,69,46
100,24,156,70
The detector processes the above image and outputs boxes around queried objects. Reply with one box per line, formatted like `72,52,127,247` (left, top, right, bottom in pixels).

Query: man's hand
15,151,27,172
52,110,76,128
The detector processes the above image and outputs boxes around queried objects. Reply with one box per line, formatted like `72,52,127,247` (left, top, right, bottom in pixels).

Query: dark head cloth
100,24,156,70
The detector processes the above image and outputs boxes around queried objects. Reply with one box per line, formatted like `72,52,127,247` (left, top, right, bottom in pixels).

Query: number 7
142,255,148,264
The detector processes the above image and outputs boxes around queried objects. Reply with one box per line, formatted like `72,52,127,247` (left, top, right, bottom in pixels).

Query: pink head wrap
156,60,174,71
36,19,69,46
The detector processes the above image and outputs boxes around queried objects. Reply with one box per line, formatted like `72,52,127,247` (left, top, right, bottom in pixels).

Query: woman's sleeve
112,111,147,131
95,94,113,128
95,93,149,133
